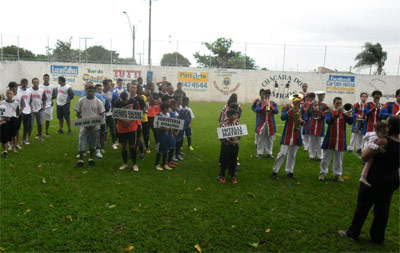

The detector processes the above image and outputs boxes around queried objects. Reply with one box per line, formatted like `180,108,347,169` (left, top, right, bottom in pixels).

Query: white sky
1,0,399,74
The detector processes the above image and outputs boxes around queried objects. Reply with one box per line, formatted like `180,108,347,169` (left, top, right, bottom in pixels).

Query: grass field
0,99,399,252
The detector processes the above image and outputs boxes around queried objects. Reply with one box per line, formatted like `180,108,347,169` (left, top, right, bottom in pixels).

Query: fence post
110,38,113,64
244,42,247,69
47,36,50,61
323,45,327,67
17,35,20,60
0,34,3,61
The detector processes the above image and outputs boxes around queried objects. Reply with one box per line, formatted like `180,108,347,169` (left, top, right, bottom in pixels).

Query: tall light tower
123,11,135,64
148,0,152,65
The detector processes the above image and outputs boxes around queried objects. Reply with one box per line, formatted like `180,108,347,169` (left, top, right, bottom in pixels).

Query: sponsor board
50,65,79,83
112,108,143,120
73,116,104,128
153,115,184,130
326,75,355,94
217,124,248,139
178,72,208,92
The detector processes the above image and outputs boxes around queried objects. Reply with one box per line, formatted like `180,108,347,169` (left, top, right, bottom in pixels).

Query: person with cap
271,93,307,180
255,89,279,159
307,91,329,161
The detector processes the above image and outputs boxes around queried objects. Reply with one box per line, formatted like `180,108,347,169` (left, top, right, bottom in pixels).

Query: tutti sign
261,75,304,100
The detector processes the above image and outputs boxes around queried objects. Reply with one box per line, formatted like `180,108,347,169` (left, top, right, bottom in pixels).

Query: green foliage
83,45,120,63
50,40,80,62
354,42,387,75
193,38,256,69
2,45,36,60
160,52,191,67
0,100,398,251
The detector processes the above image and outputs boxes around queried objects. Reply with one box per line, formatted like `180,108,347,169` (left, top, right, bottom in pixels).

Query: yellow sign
178,72,208,82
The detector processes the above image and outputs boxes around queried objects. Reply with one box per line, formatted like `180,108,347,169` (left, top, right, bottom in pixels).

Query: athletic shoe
155,165,164,171
318,174,325,181
38,137,44,142
219,177,226,183
35,134,39,139
96,150,103,159
169,161,177,168
287,173,296,179
75,160,84,168
338,230,357,241
176,155,184,161
22,140,30,145
146,148,151,154
189,146,194,151
163,164,173,171
256,154,262,159
119,164,128,170
101,149,106,154
8,145,12,151
88,159,96,166
112,144,118,150
180,152,186,156
359,177,371,187
44,133,50,137
357,149,362,154
237,161,240,166
133,165,139,172
16,145,22,150
67,130,73,134
76,153,87,158
57,129,63,134
231,177,238,184
271,172,278,180
2,152,8,158
139,153,145,160
172,156,179,162
267,154,274,159
334,175,344,183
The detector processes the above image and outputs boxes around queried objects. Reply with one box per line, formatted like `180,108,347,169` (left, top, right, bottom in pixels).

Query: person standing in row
319,97,353,182
56,76,74,134
39,74,57,137
363,90,382,136
19,78,32,145
102,79,119,149
174,82,186,98
8,82,25,150
252,89,265,150
271,93,306,180
380,89,400,119
29,78,47,141
113,78,126,96
1,90,21,156
348,92,368,153
302,92,315,152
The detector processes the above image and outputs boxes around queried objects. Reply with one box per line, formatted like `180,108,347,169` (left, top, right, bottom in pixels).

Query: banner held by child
154,115,184,130
72,116,104,128
217,124,248,139
112,108,143,120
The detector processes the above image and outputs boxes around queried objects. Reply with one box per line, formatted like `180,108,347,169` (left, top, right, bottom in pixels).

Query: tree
50,40,79,61
2,45,35,60
193,38,256,69
160,52,191,67
354,42,387,75
83,45,120,63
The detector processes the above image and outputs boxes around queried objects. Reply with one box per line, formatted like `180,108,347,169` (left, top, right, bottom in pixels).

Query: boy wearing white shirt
18,78,33,145
39,74,57,137
29,78,47,141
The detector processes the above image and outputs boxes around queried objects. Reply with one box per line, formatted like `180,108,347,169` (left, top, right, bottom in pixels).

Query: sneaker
76,153,87,158
219,177,226,183
35,134,39,139
237,161,240,166
145,148,151,154
267,154,274,159
57,129,63,134
177,155,184,161
2,152,8,158
357,149,362,154
101,149,106,154
334,175,344,183
271,172,278,180
88,159,96,166
231,177,238,184
287,173,296,179
318,174,325,181
172,156,179,162
16,145,22,150
67,130,73,134
256,154,262,159
96,150,103,159
75,160,84,168
155,165,164,171
38,137,44,142
163,164,173,171
22,140,30,145
189,146,194,151
8,145,12,151
112,144,118,150
180,152,186,156
139,153,145,160
359,177,371,187
133,165,139,172
44,133,50,137
338,230,357,241
168,161,176,168
119,164,128,170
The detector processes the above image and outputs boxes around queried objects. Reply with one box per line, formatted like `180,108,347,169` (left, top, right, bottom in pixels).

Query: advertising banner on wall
178,71,208,92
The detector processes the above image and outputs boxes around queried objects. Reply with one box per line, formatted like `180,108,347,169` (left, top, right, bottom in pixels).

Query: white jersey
0,100,20,118
113,87,126,96
18,87,32,114
102,90,114,116
29,87,46,113
57,83,71,106
39,83,56,108
12,92,25,109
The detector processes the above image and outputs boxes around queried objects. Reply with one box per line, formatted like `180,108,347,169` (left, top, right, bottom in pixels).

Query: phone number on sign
181,82,208,89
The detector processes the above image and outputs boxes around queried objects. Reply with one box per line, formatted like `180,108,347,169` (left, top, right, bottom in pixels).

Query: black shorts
136,125,142,138
118,131,136,145
57,103,71,121
15,115,23,130
100,124,106,132
0,120,17,144
22,113,32,130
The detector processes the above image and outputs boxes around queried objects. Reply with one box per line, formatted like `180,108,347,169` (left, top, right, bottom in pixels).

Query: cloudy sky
1,0,399,74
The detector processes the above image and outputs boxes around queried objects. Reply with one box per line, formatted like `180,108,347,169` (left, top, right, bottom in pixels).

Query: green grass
1,99,399,252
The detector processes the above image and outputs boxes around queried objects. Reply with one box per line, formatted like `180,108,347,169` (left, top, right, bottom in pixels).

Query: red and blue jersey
306,102,329,137
255,100,279,136
279,104,307,146
363,102,381,135
380,101,400,119
351,101,366,133
251,98,262,133
321,109,353,151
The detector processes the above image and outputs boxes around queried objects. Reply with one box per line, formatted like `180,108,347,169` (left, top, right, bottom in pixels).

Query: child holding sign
218,109,240,184
167,100,180,168
154,102,173,171
181,97,195,151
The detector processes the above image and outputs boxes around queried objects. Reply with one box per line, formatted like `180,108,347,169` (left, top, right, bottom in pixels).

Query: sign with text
326,75,355,94
154,115,184,130
178,72,208,92
217,124,248,139
112,108,143,120
73,116,104,128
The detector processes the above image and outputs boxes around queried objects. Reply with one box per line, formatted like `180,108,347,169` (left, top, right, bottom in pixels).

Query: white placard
72,116,104,128
0,107,12,117
112,108,143,120
154,115,184,130
217,124,248,139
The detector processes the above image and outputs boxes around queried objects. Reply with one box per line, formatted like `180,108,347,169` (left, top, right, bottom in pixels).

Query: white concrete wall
0,61,398,106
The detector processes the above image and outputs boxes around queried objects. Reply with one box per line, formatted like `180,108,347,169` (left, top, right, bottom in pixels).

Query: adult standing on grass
102,79,119,150
29,78,47,141
8,82,25,150
56,76,74,134
39,74,57,137
348,92,368,153
363,90,382,136
339,116,399,245
19,78,33,145
74,85,105,168
174,82,186,98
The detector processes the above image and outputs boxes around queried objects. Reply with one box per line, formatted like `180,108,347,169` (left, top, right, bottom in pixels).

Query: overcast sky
1,0,399,74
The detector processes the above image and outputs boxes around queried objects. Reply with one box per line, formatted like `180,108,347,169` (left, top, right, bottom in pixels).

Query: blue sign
50,65,79,75
326,75,356,94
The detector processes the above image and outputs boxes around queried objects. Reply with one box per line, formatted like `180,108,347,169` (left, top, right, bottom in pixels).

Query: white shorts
42,107,53,121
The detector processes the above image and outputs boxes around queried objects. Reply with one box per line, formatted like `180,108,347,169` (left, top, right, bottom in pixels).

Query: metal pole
1,34,3,61
244,42,247,69
148,0,152,65
133,26,135,64
110,38,113,64
282,44,286,71
175,40,178,66
143,39,145,65
47,36,50,61
79,38,81,62
323,45,327,67
17,36,20,60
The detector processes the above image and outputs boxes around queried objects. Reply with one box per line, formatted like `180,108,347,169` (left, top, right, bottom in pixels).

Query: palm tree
354,42,387,75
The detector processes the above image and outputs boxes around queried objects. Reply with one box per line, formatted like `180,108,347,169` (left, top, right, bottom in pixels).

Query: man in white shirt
39,74,57,137
101,79,118,149
56,76,74,134
29,78,47,141
18,78,33,145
